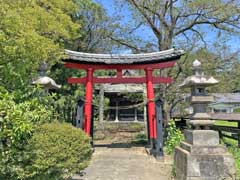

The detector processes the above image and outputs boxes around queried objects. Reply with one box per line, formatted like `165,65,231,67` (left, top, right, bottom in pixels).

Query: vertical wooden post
145,68,157,143
143,87,148,137
84,68,93,135
99,84,104,122
115,101,119,122
134,108,138,122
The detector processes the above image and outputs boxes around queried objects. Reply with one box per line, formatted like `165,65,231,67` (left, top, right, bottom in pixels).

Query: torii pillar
146,68,157,146
84,68,93,135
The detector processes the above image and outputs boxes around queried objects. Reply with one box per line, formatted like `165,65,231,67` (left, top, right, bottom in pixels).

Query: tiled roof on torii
64,48,184,64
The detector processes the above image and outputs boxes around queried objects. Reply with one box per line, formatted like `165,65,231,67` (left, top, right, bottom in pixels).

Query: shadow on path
94,142,147,149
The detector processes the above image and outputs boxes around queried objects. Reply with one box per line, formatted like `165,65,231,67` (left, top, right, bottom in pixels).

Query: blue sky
94,0,240,53
95,0,156,49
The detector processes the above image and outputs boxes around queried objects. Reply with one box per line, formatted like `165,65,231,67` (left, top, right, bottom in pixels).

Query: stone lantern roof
32,62,61,90
179,59,219,88
32,76,61,89
179,75,219,88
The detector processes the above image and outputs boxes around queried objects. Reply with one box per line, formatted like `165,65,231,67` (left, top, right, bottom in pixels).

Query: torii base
174,130,236,180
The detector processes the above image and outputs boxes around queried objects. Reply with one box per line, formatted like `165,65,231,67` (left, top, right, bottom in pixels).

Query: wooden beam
221,133,239,140
68,77,173,84
64,61,176,70
211,125,240,134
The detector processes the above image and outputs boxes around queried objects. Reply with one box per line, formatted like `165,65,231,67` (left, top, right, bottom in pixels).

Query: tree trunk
159,35,173,125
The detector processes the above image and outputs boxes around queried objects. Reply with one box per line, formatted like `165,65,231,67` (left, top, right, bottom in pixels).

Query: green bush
164,120,184,155
1,122,92,180
0,87,57,179
0,86,55,148
0,87,92,179
22,122,92,180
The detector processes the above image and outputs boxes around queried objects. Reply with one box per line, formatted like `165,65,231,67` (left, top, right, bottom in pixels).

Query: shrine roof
64,48,184,64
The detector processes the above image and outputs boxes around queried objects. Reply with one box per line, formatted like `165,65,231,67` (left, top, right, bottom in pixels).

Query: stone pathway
72,144,172,180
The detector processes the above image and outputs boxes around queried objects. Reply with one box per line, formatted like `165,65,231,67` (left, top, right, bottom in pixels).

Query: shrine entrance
64,48,184,157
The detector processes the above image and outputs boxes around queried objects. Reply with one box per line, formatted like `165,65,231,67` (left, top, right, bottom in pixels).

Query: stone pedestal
174,130,236,180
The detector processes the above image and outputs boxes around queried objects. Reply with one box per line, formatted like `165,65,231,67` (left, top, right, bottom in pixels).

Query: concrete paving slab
72,145,172,180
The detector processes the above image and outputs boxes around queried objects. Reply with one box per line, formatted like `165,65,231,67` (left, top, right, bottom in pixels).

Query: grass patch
222,137,238,146
95,121,144,132
216,120,240,177
129,123,144,131
227,145,240,178
215,120,238,127
221,137,240,178
131,132,148,145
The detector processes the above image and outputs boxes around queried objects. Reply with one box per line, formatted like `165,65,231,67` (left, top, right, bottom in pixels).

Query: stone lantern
174,60,236,180
32,62,61,92
180,59,219,129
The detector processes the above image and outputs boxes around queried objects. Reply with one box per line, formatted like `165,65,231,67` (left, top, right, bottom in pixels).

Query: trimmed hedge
0,122,92,180
23,122,92,180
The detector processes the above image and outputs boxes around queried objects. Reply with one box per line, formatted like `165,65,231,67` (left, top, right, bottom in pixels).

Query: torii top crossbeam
63,48,184,143
64,49,184,84
64,48,183,64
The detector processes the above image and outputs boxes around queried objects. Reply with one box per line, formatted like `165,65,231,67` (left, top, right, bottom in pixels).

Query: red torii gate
64,49,184,149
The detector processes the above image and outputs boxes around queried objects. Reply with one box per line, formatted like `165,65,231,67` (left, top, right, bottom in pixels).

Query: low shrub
0,87,92,179
21,122,92,180
164,120,184,155
0,87,56,179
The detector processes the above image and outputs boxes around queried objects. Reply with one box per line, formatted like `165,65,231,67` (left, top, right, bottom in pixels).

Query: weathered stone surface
189,120,215,126
180,141,227,155
191,96,214,103
175,147,189,179
190,113,211,120
174,140,236,180
185,130,219,146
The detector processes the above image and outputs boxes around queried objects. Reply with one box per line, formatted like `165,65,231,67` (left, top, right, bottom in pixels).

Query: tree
67,0,117,53
49,0,116,123
107,0,240,121
0,0,79,92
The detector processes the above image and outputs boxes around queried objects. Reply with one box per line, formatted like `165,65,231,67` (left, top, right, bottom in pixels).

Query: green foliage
227,145,240,178
70,0,114,53
132,132,148,145
0,86,92,179
234,108,240,113
21,122,91,180
164,120,184,155
0,86,57,179
0,86,54,146
0,121,92,179
0,0,79,91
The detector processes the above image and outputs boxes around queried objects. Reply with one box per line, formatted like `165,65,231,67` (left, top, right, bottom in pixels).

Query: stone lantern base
174,130,236,180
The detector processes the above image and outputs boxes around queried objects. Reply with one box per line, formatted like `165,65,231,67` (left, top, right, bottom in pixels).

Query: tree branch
109,36,143,53
128,0,161,37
